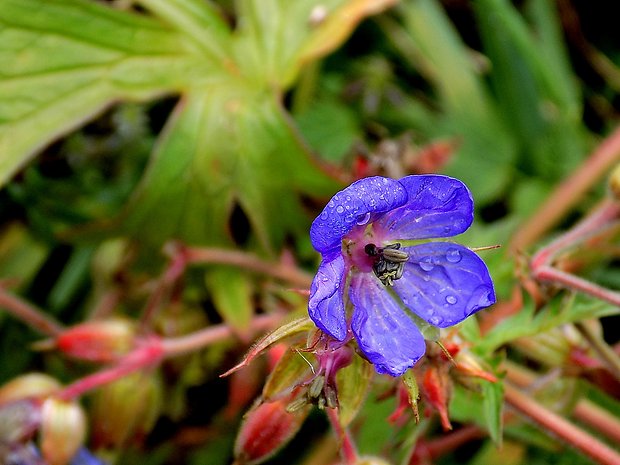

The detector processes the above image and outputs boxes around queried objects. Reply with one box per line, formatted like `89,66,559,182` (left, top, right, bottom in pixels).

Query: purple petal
308,254,348,341
71,448,108,465
377,175,474,240
349,272,426,376
392,242,495,328
310,177,407,254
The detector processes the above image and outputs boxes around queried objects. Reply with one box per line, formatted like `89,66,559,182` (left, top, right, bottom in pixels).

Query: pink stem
326,407,358,465
504,383,620,465
58,338,164,401
511,125,620,252
534,265,620,306
0,286,64,336
160,313,283,358
184,246,313,288
531,199,620,269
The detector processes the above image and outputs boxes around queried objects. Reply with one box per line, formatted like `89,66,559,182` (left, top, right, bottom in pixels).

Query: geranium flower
308,175,495,376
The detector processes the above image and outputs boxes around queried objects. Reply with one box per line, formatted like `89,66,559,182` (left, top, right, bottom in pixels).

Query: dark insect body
364,243,409,286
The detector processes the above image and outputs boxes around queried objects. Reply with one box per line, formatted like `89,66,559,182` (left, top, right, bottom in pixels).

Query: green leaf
262,347,314,401
475,294,619,355
234,0,398,88
481,379,504,446
220,317,315,377
111,87,337,250
337,352,374,427
204,267,253,335
0,0,221,187
394,0,517,203
474,0,587,179
0,223,47,290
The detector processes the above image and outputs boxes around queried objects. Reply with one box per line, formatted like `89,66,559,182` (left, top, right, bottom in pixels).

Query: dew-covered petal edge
378,175,474,240
349,273,426,376
392,242,495,328
310,177,408,254
308,254,348,341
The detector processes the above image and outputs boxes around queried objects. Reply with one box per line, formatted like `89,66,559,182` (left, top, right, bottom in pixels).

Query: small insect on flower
364,243,409,286
308,175,496,376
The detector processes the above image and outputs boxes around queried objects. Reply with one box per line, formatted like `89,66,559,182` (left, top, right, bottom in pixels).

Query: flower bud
90,372,162,448
234,395,310,465
0,373,61,404
54,319,135,363
609,163,620,200
40,398,87,465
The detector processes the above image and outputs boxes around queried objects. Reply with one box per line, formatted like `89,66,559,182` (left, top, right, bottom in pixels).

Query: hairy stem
504,383,620,465
511,125,620,252
326,407,358,465
0,286,64,336
161,313,283,358
184,246,313,288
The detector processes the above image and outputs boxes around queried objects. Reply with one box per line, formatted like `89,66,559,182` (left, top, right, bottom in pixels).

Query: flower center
364,242,409,286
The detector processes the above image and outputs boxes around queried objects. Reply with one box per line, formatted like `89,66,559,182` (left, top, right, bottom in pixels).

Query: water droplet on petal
445,295,457,305
429,316,442,326
336,205,344,214
446,248,461,263
356,212,371,225
419,258,434,272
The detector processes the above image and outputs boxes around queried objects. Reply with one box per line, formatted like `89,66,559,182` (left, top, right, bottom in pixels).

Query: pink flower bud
234,394,310,465
55,319,134,363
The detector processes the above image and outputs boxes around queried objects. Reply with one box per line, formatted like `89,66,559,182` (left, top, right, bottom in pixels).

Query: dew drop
320,212,328,219
356,212,371,225
445,295,457,305
429,315,442,326
446,248,461,263
419,258,434,272
336,205,344,213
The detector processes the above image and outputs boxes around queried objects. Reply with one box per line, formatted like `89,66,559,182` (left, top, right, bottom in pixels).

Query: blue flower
308,175,495,376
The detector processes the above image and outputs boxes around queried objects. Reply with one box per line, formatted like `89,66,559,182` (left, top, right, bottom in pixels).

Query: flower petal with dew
308,175,495,377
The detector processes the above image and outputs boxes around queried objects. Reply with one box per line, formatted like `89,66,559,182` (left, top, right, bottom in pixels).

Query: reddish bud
234,394,310,465
40,398,86,465
422,366,452,431
54,319,135,363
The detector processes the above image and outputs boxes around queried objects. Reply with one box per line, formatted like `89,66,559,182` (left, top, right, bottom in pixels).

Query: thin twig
160,313,284,358
326,407,358,465
573,400,620,444
575,322,620,381
504,383,620,465
510,125,620,252
184,246,313,288
0,286,64,336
